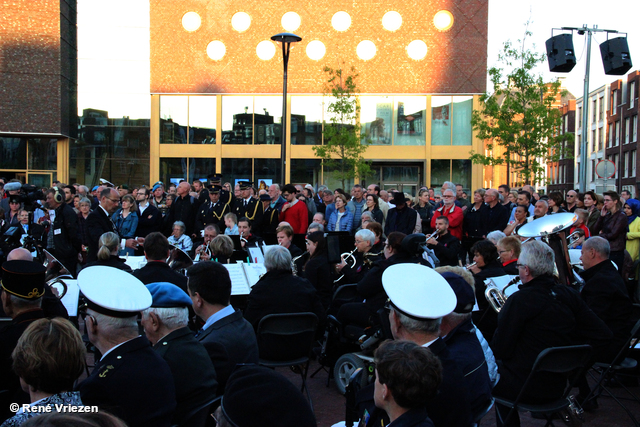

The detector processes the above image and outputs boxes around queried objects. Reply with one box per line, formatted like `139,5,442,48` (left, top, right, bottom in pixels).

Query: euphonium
291,251,309,276
484,276,521,313
334,248,358,282
363,250,384,267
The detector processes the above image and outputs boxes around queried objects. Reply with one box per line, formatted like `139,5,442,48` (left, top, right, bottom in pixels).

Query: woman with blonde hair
211,234,234,264
85,232,132,272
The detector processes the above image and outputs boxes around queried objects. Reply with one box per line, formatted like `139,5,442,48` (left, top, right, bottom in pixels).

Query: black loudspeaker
546,34,577,73
600,37,633,76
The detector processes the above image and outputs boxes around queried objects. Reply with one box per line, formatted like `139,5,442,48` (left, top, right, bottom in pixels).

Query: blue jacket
328,209,354,233
112,209,139,239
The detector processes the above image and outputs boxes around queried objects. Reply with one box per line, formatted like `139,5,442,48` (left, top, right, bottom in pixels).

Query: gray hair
442,189,455,197
142,307,189,330
9,295,42,311
519,240,555,277
91,311,138,337
583,236,610,258
486,230,506,245
360,211,374,222
79,185,89,195
308,222,324,233
173,221,186,233
264,245,292,272
536,200,549,209
394,308,442,334
355,229,376,246
442,181,455,191
79,197,92,206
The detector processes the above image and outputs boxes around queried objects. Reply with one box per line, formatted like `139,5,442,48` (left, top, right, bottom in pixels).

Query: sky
77,0,638,119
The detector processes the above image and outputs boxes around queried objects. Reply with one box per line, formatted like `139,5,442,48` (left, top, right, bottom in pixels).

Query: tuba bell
291,251,309,276
167,245,194,275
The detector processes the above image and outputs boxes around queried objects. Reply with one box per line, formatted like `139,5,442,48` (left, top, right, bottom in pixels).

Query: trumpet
292,251,309,276
334,248,358,283
485,276,521,313
194,243,212,262
566,229,584,248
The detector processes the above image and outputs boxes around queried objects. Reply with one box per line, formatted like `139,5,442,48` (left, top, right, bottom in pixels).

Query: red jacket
431,204,464,240
279,200,308,234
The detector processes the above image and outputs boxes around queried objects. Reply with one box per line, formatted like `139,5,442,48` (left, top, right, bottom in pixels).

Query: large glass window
291,96,323,145
221,158,252,183
430,159,450,187
160,96,188,144
451,160,472,189
361,96,393,145
291,159,321,186
395,97,426,146
0,138,27,169
254,97,282,145
189,97,217,144
222,97,253,144
160,158,188,185
254,159,281,188
452,96,473,145
431,96,452,145
190,158,216,182
28,139,57,170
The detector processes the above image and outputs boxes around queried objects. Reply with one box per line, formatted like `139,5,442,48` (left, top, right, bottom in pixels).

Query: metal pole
280,42,290,185
579,26,592,193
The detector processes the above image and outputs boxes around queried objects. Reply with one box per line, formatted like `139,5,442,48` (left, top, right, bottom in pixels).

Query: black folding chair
584,314,640,427
494,344,593,427
174,395,221,427
256,312,319,410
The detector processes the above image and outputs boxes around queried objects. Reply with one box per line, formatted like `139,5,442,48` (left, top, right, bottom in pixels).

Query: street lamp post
271,32,302,185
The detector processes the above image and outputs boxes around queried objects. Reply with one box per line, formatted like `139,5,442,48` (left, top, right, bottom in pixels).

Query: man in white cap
75,266,176,427
357,264,472,427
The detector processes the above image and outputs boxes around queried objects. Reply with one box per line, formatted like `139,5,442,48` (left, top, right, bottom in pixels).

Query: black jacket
428,232,460,267
470,260,506,342
482,202,509,234
85,207,116,263
86,255,133,273
463,203,488,238
302,253,334,309
385,206,416,236
48,202,81,264
132,261,188,293
135,203,163,237
165,194,200,237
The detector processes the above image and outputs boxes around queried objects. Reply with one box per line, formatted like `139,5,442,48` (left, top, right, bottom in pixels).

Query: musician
210,235,234,264
276,224,303,258
233,181,263,230
592,191,627,272
167,221,193,253
426,216,461,267
84,231,133,273
195,185,229,236
132,232,188,293
193,224,218,261
468,240,505,342
497,236,521,275
76,267,177,427
336,229,377,285
301,231,333,310
579,237,633,361
238,217,263,248
243,246,324,354
491,241,612,426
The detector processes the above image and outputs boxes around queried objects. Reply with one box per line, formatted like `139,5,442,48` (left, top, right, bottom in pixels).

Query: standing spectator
112,194,139,256
414,188,433,234
583,190,600,233
498,185,513,212
431,189,464,241
462,189,487,261
279,185,308,234
624,198,640,262
385,192,418,236
503,204,531,236
76,197,92,264
322,190,336,223
592,191,627,272
363,193,384,225
508,190,534,222
456,184,471,215
482,189,509,235
548,192,567,214
135,187,163,238
346,184,366,232
164,182,199,238
86,188,132,264
327,193,354,233
44,188,81,276
367,184,389,221
151,184,168,216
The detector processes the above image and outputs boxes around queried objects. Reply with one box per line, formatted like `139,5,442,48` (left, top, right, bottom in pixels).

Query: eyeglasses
79,306,98,326
498,250,509,254
442,195,455,198
515,263,527,269
107,198,121,203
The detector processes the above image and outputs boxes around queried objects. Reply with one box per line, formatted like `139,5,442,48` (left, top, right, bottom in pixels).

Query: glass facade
291,159,321,185
222,96,282,145
431,159,472,189
0,137,27,169
291,96,323,145
431,96,473,146
160,96,216,144
0,137,56,186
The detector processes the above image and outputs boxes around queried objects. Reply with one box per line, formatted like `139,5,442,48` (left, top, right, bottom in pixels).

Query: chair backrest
256,312,319,361
178,395,221,427
532,344,593,375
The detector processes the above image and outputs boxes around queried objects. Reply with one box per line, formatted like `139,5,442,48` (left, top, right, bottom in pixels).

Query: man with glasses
565,190,578,213
426,216,461,267
135,186,163,238
430,189,464,241
483,188,509,234
491,241,612,426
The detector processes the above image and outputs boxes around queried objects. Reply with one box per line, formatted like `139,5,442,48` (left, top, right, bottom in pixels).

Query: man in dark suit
135,187,163,238
142,282,218,425
187,261,259,393
75,266,176,427
195,185,229,237
132,232,188,293
44,188,81,276
233,181,263,234
85,187,138,263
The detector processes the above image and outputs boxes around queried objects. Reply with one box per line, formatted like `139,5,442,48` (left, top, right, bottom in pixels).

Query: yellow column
150,95,160,185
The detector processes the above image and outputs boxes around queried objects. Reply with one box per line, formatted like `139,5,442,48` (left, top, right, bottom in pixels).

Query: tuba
42,250,71,299
291,251,309,276
485,276,521,313
167,245,194,275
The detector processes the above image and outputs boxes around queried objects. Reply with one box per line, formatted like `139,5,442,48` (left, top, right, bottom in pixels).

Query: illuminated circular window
231,12,251,32
306,40,326,60
182,12,201,32
356,40,376,61
382,11,402,31
331,11,351,32
433,10,454,31
207,41,226,61
406,40,428,60
281,12,301,31
256,40,276,60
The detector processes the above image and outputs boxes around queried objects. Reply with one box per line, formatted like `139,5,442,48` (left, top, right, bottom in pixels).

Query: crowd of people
0,174,639,427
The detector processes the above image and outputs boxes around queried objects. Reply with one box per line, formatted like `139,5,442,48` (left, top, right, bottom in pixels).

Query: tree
313,66,371,189
470,25,572,186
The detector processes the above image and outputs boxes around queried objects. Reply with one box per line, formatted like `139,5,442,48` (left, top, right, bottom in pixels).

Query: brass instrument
363,250,384,267
566,229,584,249
464,262,477,270
194,243,213,262
41,250,71,299
167,245,194,275
291,251,309,276
485,276,521,313
334,248,358,282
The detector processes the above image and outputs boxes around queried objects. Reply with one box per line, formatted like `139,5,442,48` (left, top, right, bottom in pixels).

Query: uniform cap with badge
1,260,46,300
77,266,152,318
382,264,456,320
237,181,253,191
207,185,222,195
146,282,192,307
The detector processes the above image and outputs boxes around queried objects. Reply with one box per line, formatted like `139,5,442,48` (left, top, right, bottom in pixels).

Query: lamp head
271,32,302,43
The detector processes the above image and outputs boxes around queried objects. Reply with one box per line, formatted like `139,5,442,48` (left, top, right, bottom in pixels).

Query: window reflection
395,97,426,146
28,139,57,170
361,96,392,145
451,160,471,188
0,138,27,169
160,96,188,144
160,158,188,185
452,96,472,146
222,158,252,182
431,96,452,145
430,159,450,187
189,97,217,144
191,158,216,181
291,96,323,145
222,97,253,144
254,159,281,188
254,97,282,145
291,159,321,185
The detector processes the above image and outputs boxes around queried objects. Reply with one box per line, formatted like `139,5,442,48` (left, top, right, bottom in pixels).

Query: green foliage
313,66,371,189
470,25,574,186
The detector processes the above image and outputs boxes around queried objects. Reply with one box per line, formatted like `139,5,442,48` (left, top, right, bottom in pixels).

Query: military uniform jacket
256,204,281,235
153,327,218,425
233,197,263,226
195,200,229,234
77,336,176,427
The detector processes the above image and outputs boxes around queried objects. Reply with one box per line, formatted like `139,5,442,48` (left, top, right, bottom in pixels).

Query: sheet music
224,263,251,295
248,247,264,264
244,263,266,287
262,245,278,255
60,279,80,317
125,256,147,270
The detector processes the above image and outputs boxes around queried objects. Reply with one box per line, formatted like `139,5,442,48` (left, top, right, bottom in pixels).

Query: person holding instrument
426,216,461,267
336,229,378,285
301,231,333,310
